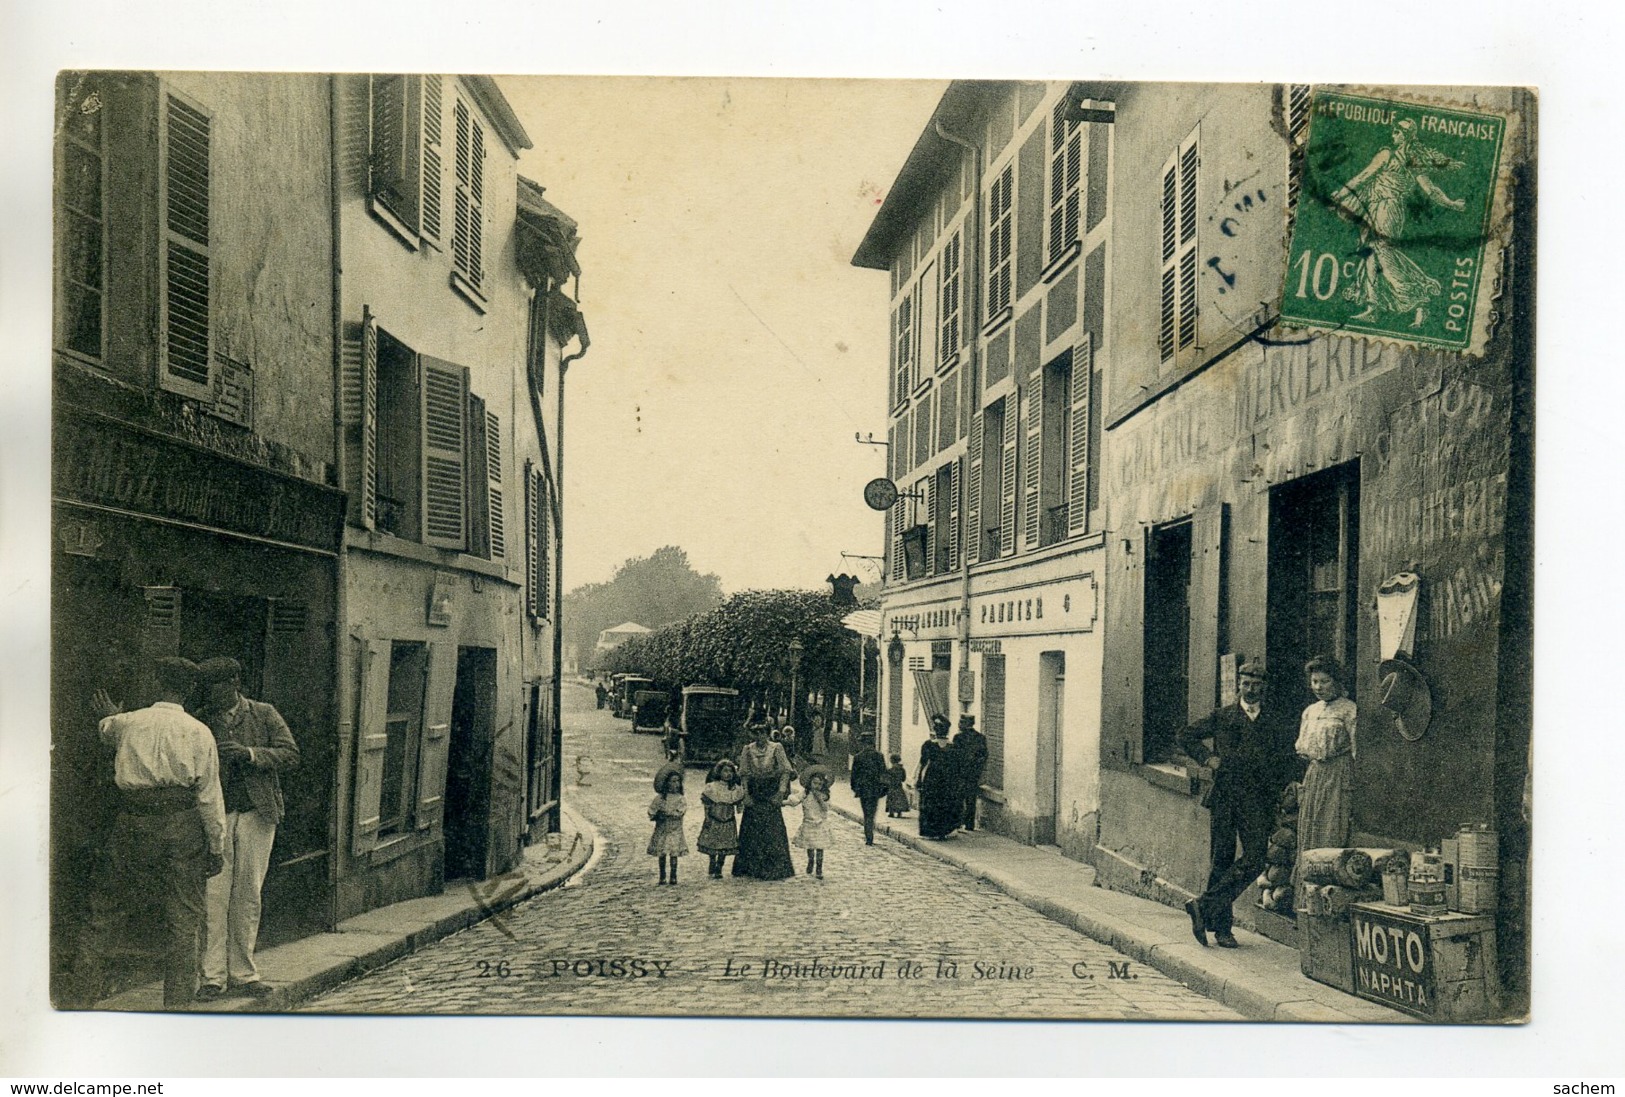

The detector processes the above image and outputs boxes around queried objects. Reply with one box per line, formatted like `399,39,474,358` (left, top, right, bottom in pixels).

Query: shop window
1158,127,1199,367
451,95,487,303
368,74,444,248
378,641,428,838
1268,463,1360,707
1143,519,1193,763
56,76,107,364
982,653,1006,790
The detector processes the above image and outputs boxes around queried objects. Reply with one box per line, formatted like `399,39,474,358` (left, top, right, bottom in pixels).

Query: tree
565,546,724,668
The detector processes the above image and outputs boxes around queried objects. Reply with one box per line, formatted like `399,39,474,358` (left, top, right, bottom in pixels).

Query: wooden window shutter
890,493,905,582
937,369,958,456
486,409,505,558
160,91,212,396
141,586,181,664
915,393,933,464
1177,133,1199,352
966,410,983,564
419,357,468,549
469,118,486,285
1066,335,1093,535
420,75,444,243
358,308,379,530
1023,381,1042,550
1187,503,1228,723
352,638,393,855
921,475,934,572
524,459,539,617
465,394,492,558
999,395,1018,558
453,98,476,282
416,643,448,831
262,598,307,718
947,458,961,572
369,75,412,225
939,230,961,359
1048,101,1083,261
887,424,897,481
536,469,551,615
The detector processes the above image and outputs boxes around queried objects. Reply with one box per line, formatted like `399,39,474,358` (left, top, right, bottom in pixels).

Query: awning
841,609,882,637
515,176,581,286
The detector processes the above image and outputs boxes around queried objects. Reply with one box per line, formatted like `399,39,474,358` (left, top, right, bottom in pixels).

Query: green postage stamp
1280,90,1513,354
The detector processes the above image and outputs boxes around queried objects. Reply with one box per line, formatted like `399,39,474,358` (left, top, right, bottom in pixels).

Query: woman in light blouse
732,721,796,880
1294,654,1357,894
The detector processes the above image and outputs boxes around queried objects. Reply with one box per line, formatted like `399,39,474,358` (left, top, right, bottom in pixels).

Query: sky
499,77,946,595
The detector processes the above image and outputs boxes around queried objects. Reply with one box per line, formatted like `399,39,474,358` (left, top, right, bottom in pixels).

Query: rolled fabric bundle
1354,848,1407,875
1277,783,1300,813
1299,847,1375,888
1264,886,1295,913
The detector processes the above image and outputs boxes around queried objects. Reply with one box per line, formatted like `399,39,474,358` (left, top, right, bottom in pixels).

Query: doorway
1034,652,1065,845
445,647,496,881
1268,462,1360,713
1143,519,1193,762
179,589,267,697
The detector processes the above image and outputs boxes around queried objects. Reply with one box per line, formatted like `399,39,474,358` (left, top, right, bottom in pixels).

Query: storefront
51,406,343,994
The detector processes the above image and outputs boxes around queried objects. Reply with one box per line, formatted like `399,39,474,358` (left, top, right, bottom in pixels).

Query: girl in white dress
787,767,833,879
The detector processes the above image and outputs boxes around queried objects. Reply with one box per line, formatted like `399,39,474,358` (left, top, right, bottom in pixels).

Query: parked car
665,686,742,766
631,689,670,734
614,675,652,719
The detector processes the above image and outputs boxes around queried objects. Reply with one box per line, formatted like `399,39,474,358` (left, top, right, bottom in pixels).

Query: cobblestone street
304,682,1240,1019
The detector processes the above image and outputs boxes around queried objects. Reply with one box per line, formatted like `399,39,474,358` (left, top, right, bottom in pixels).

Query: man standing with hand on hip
1177,660,1293,949
196,657,300,1001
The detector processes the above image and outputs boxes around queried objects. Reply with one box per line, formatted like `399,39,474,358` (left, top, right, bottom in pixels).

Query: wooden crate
1299,910,1356,994
1349,902,1500,1021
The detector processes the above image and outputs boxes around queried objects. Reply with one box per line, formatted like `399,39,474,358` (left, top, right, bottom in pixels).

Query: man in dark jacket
195,657,300,999
849,732,888,845
1177,661,1293,948
951,714,989,831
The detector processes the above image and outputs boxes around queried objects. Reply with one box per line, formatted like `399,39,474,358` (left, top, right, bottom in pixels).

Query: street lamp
787,638,805,733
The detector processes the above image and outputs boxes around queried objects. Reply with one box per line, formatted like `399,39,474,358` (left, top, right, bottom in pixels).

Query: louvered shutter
937,369,958,455
161,92,211,395
922,475,934,573
1023,382,1042,550
966,410,983,564
416,642,447,831
420,357,468,549
262,598,308,726
486,410,505,558
915,393,933,463
939,231,961,358
420,75,443,243
369,76,411,225
352,638,392,855
536,469,551,615
999,397,1018,558
452,98,486,287
524,459,539,617
1159,159,1178,363
359,308,378,530
887,424,897,481
1187,503,1227,723
469,118,485,286
466,395,492,558
890,494,906,582
1177,134,1199,352
947,458,961,572
142,587,181,688
1067,335,1093,535
1048,101,1083,261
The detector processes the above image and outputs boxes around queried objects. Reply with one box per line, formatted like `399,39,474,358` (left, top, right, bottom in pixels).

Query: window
892,289,914,406
526,462,551,620
368,74,444,246
1159,128,1199,365
57,77,107,363
978,398,1008,560
939,229,962,364
1047,98,1083,266
451,96,487,298
916,260,939,380
160,90,212,397
366,324,472,549
986,163,1014,322
378,641,428,838
932,462,957,574
1268,462,1360,705
1036,353,1073,547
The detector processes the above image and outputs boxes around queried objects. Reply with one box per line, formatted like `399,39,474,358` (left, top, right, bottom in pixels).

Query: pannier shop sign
884,575,1098,641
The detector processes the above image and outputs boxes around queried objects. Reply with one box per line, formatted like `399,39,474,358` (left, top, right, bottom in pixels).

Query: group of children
650,755,880,884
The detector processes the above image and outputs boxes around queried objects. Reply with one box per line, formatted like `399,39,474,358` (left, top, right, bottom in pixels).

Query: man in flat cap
1176,660,1294,948
68,656,225,1009
195,656,300,1000
951,714,989,832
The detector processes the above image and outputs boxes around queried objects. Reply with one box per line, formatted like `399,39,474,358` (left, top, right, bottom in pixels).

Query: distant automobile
665,686,742,766
613,675,652,719
631,689,669,734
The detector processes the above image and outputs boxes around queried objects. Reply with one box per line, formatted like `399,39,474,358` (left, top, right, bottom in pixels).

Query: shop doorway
179,589,266,697
445,646,496,881
1034,652,1065,845
1267,462,1361,712
1143,519,1193,762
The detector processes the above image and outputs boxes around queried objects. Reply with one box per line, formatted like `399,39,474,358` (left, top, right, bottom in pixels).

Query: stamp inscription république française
1280,90,1513,355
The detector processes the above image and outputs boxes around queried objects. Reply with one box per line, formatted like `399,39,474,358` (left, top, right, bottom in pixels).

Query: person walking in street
1178,660,1295,949
733,722,796,880
697,759,745,878
917,714,961,839
648,764,689,886
849,732,888,845
951,714,989,832
786,766,833,878
1293,655,1358,896
884,754,911,818
595,682,608,710
67,657,225,1009
195,657,300,1001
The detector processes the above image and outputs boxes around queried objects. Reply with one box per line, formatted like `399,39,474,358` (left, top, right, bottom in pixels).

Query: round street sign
863,477,899,511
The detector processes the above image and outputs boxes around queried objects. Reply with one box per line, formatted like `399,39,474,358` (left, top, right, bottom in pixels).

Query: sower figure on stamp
67,657,226,1009
195,656,300,1001
1178,661,1294,949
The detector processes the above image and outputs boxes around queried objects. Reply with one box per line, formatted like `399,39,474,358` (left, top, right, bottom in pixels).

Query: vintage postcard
44,73,1534,1028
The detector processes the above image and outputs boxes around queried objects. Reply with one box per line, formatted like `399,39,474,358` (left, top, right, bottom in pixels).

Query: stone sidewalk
827,800,1410,1023
94,806,596,1013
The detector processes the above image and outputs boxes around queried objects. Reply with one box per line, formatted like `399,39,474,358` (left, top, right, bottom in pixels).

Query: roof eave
464,75,533,154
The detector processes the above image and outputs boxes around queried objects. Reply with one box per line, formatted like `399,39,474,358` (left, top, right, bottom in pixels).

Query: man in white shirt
65,657,225,1009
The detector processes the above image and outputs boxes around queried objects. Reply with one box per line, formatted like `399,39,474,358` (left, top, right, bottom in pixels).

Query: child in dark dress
884,754,911,818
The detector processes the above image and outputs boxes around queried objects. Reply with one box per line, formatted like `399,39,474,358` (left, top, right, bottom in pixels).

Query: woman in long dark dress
732,723,796,880
917,715,961,839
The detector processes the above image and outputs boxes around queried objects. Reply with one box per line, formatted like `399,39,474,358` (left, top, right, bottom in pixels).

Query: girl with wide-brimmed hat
786,765,833,878
648,763,688,885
